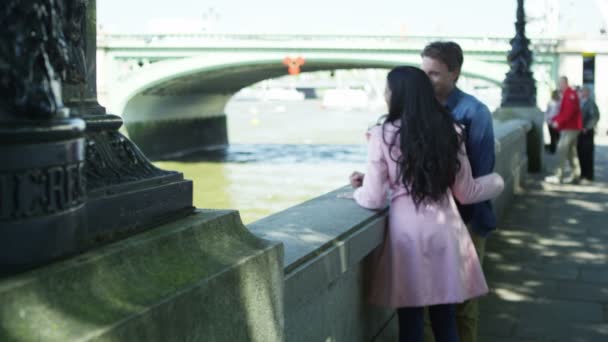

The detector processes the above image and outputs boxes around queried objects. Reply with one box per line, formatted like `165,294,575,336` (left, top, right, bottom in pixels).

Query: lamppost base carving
501,72,537,107
81,114,194,252
0,118,87,274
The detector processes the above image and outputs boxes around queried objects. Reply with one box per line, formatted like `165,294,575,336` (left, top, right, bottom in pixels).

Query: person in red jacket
546,76,583,184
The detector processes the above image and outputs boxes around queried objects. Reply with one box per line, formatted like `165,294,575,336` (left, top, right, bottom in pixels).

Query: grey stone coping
248,187,387,274
494,118,532,152
495,118,532,137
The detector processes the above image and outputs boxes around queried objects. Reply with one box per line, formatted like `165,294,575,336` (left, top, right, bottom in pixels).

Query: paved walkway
479,134,608,342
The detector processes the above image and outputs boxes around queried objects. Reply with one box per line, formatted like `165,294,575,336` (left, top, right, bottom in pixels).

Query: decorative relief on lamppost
83,116,168,190
0,0,71,118
63,0,88,85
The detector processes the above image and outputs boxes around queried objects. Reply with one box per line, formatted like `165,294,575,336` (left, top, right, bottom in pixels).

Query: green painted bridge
96,33,608,159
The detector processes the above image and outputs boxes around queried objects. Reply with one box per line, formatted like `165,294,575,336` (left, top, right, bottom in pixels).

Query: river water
154,99,383,224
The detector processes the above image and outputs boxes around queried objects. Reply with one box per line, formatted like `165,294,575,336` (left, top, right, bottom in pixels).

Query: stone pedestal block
0,210,284,342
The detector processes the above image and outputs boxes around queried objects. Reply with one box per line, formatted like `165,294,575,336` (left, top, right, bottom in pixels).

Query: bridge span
96,33,608,159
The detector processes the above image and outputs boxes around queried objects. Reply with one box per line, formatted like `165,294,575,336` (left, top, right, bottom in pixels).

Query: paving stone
556,281,608,303
480,140,608,340
478,311,517,337
580,270,608,284
515,320,608,342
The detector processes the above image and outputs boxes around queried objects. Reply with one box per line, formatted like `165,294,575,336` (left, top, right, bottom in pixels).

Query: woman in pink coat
349,66,504,342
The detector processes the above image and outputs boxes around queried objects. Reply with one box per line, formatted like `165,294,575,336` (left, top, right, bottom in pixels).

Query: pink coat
354,123,504,308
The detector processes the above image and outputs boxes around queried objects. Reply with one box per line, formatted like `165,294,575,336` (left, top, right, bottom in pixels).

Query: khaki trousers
555,130,581,181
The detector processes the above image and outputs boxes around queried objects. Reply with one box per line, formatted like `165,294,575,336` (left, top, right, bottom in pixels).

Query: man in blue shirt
421,41,496,342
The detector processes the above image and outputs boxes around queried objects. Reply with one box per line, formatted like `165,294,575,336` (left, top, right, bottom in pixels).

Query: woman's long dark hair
383,66,462,208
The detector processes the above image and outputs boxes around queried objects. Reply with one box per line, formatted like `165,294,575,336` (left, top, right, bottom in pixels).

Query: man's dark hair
421,41,464,75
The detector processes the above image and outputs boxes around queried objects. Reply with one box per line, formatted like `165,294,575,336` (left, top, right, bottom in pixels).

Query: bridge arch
111,53,506,116
111,53,507,159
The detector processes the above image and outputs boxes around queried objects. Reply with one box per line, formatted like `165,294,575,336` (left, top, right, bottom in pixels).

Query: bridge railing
97,33,560,53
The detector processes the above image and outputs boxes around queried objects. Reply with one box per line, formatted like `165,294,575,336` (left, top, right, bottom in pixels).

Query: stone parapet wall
249,117,531,341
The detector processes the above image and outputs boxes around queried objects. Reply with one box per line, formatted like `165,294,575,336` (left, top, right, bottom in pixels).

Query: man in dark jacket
421,41,496,342
577,86,600,181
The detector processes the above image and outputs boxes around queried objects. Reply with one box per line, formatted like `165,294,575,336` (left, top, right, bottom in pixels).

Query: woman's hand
349,171,365,189
337,192,354,199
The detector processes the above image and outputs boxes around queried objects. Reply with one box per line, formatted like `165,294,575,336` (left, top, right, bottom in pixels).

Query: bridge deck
478,135,608,341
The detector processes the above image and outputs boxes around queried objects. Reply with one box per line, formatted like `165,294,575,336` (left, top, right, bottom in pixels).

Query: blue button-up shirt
446,88,496,237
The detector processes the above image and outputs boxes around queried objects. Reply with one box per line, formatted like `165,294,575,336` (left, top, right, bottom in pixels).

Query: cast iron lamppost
497,0,544,173
502,0,537,107
1,0,193,274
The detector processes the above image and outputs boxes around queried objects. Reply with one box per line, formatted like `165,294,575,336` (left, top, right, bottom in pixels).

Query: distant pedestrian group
545,76,600,184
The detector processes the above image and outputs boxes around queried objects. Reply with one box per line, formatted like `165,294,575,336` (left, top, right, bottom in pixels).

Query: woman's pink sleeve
354,128,390,209
451,143,504,204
